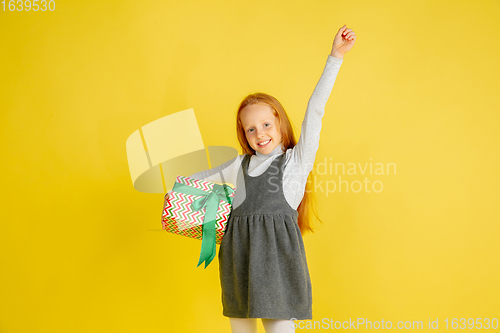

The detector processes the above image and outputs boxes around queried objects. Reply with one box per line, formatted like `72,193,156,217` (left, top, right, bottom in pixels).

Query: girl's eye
248,128,254,133
264,123,270,127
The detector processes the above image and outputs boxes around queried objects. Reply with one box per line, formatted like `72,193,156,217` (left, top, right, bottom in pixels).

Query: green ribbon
172,181,234,268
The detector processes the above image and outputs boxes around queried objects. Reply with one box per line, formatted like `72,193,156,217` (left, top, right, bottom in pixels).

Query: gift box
162,175,235,268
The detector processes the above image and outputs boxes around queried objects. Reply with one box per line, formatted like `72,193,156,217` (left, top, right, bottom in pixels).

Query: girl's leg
229,318,258,333
261,319,296,333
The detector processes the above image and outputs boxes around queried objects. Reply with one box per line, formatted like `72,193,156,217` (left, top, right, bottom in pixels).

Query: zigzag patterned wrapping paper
161,176,234,245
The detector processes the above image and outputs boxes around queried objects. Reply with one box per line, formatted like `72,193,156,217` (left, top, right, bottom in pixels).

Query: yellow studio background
1,0,499,332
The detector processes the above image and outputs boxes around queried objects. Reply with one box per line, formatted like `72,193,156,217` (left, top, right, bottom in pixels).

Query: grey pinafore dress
218,152,313,320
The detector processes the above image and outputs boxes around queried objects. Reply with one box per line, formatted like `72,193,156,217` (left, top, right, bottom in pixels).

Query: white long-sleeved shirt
180,55,343,210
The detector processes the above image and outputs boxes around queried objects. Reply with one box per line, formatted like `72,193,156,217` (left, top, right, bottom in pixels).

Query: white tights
229,318,295,333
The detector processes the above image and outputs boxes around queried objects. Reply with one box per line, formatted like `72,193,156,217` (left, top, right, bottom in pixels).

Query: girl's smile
257,139,271,146
239,103,282,155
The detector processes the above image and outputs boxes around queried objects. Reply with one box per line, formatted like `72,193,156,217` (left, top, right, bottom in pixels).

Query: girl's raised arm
291,25,356,173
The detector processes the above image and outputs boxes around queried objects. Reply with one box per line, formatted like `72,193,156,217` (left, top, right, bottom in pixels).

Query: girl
165,25,356,333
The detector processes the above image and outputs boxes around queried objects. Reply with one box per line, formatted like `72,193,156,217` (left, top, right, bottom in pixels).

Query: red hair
236,92,323,235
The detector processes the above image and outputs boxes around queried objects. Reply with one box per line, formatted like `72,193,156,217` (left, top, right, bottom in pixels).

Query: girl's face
240,102,282,155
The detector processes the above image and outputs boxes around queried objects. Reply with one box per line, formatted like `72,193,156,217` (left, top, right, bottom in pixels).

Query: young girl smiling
165,24,356,333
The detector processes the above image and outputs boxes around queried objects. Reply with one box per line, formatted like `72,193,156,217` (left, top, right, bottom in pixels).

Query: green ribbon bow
172,181,234,268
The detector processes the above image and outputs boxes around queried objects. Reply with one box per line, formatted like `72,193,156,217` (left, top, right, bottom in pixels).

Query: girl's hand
330,25,356,59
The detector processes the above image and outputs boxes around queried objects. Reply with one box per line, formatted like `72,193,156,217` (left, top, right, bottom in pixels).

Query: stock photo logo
262,157,397,197
313,157,396,196
125,108,238,194
288,157,396,197
306,157,397,196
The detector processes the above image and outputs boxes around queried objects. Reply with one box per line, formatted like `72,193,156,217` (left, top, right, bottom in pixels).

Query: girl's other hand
330,25,356,59
162,193,170,221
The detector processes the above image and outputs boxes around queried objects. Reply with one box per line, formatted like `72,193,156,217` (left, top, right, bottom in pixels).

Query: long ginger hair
235,92,323,235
